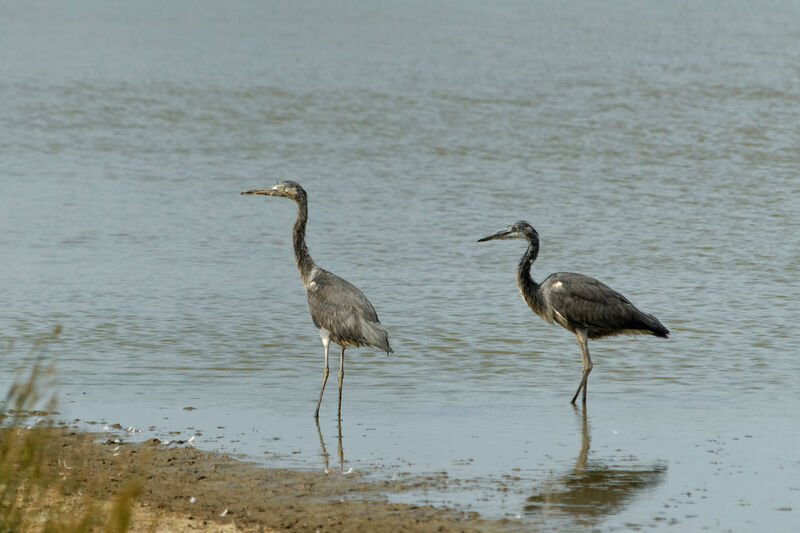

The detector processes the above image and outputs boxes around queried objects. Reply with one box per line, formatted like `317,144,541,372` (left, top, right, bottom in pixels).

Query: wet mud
16,426,508,532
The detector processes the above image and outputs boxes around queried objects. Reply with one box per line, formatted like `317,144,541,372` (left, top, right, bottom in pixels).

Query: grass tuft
0,326,139,533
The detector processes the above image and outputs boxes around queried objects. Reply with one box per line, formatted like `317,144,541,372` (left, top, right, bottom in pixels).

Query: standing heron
478,221,668,404
242,181,392,419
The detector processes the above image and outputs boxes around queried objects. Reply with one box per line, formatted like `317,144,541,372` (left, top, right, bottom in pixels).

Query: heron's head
241,180,306,201
478,221,538,243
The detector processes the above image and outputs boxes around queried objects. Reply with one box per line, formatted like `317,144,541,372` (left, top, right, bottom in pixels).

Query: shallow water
2,1,799,530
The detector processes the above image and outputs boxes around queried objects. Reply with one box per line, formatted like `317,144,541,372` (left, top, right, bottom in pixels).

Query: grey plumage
242,180,391,419
534,273,669,340
479,221,668,404
306,269,392,352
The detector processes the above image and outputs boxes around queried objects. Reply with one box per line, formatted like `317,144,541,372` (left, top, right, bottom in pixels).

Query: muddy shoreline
21,427,512,532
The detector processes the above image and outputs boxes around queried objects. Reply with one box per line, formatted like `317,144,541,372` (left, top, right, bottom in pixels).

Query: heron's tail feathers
361,318,393,354
640,312,669,338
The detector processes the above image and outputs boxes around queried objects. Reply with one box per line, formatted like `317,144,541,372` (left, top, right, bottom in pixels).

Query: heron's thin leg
314,337,331,418
570,330,593,405
337,346,345,420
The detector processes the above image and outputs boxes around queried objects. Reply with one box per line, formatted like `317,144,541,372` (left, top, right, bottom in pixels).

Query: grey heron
242,181,392,419
478,221,668,404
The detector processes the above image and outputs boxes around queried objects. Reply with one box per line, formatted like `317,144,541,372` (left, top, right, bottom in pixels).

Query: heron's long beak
241,188,277,196
477,228,513,242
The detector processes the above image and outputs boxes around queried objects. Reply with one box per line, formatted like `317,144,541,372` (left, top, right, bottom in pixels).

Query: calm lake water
2,1,799,530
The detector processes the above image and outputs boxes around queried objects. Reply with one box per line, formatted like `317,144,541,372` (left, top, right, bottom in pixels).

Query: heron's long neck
517,239,545,314
292,199,316,285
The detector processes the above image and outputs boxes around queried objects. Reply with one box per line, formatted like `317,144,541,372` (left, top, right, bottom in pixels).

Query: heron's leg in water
337,346,345,420
314,334,331,418
570,329,593,405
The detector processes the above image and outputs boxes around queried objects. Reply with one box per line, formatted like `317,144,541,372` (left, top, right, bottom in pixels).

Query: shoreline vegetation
1,328,502,532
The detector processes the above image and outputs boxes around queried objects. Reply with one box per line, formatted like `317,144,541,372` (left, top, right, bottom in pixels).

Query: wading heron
478,221,668,404
242,181,392,419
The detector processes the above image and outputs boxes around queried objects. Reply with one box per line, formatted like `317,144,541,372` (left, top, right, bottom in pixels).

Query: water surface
2,1,799,531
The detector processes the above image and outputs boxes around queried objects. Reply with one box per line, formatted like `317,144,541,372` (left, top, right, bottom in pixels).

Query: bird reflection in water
316,418,344,473
525,407,666,521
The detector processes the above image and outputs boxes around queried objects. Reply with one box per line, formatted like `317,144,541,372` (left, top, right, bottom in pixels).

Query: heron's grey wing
306,271,391,351
544,273,639,332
